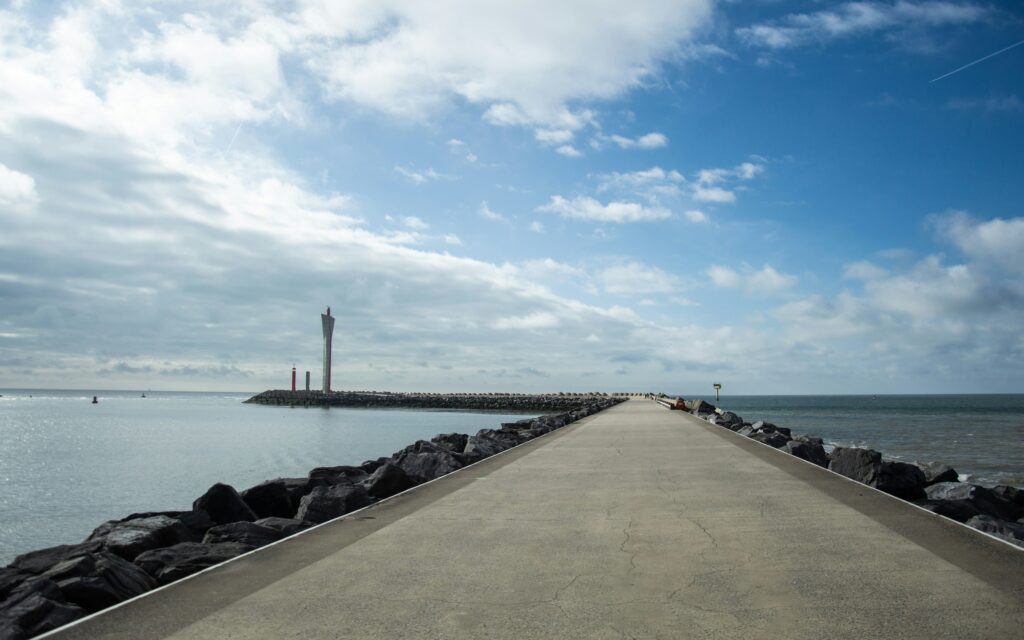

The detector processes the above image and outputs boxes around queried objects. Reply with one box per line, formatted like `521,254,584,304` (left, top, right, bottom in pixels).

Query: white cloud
0,163,37,208
599,262,677,295
493,311,560,331
596,166,685,195
478,201,509,222
402,216,429,229
931,210,1024,272
947,96,1023,113
537,195,671,223
844,260,888,280
602,132,669,149
706,265,741,288
443,233,462,245
528,221,544,233
535,129,574,144
693,186,736,203
737,2,992,50
748,265,797,293
556,145,583,157
394,166,454,184
684,209,709,223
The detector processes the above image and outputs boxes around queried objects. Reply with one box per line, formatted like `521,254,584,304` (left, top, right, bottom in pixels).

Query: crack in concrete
619,519,638,574
690,518,718,548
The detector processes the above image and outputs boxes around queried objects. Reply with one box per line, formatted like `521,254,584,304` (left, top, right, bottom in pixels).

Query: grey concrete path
52,400,1023,639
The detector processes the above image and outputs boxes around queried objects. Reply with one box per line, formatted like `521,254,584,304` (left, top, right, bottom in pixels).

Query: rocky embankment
672,397,1024,548
0,397,623,640
245,390,610,411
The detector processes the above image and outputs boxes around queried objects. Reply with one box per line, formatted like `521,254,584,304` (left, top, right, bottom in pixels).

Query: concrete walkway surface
49,399,1023,639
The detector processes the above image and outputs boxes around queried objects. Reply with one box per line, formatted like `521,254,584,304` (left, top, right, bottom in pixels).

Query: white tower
321,307,335,393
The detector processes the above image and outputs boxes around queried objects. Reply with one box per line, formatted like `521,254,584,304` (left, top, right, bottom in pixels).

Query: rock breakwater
0,396,622,639
673,396,1024,548
245,390,612,411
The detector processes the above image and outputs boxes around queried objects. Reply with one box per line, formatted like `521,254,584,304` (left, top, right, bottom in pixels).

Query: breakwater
0,396,622,640
667,396,1024,548
245,390,616,411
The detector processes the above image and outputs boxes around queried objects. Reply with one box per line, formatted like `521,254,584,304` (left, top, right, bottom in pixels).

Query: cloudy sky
1,1,1022,394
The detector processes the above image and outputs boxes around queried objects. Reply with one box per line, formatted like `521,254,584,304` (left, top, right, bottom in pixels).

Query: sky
0,0,1022,394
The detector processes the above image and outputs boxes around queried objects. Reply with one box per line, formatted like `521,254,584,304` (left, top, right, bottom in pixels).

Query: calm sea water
0,389,536,565
686,394,1024,489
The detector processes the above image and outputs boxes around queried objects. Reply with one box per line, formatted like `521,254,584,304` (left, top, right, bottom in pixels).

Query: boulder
201,522,282,548
10,541,104,576
916,462,959,486
252,518,312,537
966,515,1024,545
916,499,983,523
359,457,391,474
736,425,755,437
924,483,1022,521
295,484,371,524
394,450,464,484
307,465,368,486
992,485,1024,507
785,441,829,468
133,542,253,586
192,483,257,525
241,480,295,519
88,515,194,561
40,551,156,612
829,448,881,485
793,435,824,446
751,432,790,448
430,433,468,452
876,462,927,500
462,434,507,463
362,463,415,500
0,577,86,640
718,412,743,427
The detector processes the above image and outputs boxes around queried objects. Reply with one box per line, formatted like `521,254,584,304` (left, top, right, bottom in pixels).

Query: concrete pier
49,400,1023,639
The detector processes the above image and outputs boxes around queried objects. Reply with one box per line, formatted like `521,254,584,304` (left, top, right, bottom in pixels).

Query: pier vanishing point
46,399,1023,639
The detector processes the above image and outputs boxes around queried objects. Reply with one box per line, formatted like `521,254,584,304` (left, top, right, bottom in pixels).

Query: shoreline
665,395,1024,549
0,395,624,640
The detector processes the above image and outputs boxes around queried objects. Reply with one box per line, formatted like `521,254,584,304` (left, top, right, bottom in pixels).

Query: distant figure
92,396,98,404
141,392,146,398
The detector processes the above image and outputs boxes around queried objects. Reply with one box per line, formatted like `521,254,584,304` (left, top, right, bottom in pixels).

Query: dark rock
359,457,390,474
916,499,984,523
829,448,881,485
964,516,1024,546
11,541,104,576
274,477,318,508
252,518,312,537
133,542,253,586
992,485,1024,507
294,484,371,524
307,465,368,486
88,515,194,561
192,483,257,525
0,577,86,640
736,425,755,437
394,450,464,484
916,462,959,486
241,480,294,519
718,411,743,427
462,434,507,462
925,483,1022,521
785,441,829,467
362,463,414,500
430,432,469,452
40,551,156,612
0,569,28,601
793,435,824,446
751,432,790,448
201,522,282,548
757,424,791,437
876,462,927,500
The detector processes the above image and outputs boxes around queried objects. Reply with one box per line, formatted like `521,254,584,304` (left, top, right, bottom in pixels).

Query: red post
291,366,297,391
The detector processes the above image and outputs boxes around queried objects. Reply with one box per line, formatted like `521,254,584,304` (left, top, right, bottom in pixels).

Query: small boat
92,396,98,404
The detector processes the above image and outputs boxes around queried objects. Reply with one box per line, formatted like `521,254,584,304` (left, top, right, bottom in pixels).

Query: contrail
225,122,244,153
930,39,1024,83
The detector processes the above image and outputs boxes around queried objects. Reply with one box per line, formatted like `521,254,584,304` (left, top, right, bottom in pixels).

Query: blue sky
0,0,1022,393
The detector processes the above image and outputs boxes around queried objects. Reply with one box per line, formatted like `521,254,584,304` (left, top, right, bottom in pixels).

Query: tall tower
321,307,335,393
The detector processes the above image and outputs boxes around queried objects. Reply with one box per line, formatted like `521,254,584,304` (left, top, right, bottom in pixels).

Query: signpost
713,383,722,401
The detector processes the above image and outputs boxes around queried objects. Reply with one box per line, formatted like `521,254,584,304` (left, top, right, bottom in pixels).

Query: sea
0,389,537,565
1,390,1022,565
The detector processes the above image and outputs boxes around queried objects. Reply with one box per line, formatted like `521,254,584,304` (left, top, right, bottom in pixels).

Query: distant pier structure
305,370,311,391
321,307,335,393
